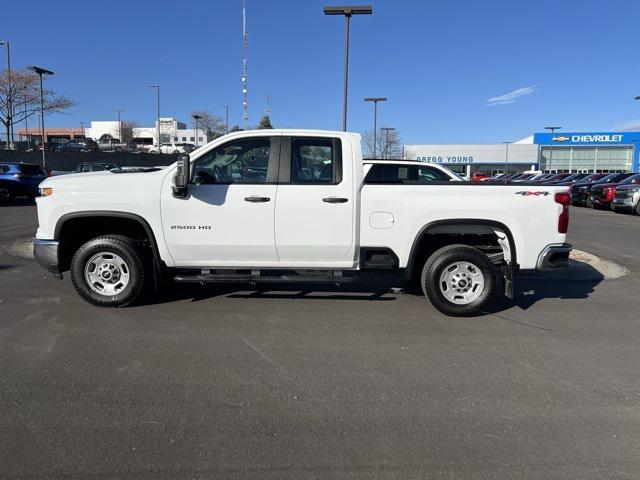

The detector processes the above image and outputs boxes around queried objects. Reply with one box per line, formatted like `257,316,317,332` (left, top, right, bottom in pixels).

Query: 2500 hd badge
171,225,212,230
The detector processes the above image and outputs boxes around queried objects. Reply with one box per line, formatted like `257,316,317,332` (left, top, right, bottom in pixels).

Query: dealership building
404,131,640,176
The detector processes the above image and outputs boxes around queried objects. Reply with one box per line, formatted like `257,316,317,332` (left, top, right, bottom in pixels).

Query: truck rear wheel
421,245,496,317
70,235,146,307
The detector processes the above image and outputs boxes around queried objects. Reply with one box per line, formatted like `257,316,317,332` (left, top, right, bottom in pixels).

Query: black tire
0,187,13,202
586,196,594,208
70,235,146,307
421,244,497,317
635,201,640,216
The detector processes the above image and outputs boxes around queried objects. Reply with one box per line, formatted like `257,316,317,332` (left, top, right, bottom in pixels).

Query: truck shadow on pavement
485,263,605,313
143,263,605,313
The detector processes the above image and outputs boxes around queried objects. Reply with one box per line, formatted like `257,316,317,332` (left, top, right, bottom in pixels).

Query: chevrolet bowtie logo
552,136,570,142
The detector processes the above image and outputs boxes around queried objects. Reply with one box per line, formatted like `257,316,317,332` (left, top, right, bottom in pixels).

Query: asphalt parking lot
1,202,640,479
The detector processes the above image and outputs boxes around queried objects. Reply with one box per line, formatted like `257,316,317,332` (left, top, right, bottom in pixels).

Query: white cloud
486,84,540,107
614,119,640,131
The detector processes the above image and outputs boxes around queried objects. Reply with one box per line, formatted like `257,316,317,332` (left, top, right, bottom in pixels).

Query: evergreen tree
257,115,273,129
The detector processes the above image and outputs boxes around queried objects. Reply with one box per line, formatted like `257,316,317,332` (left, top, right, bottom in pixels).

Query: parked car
612,183,640,214
538,173,573,184
470,172,490,181
97,138,138,152
55,139,99,152
147,143,195,155
528,173,555,182
590,174,640,209
0,162,47,201
549,173,589,186
570,173,632,207
34,129,572,316
75,162,118,173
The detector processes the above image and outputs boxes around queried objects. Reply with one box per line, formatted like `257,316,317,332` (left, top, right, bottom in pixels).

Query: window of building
174,137,178,141
182,137,187,142
198,137,203,142
190,137,195,142
290,137,340,184
192,137,271,184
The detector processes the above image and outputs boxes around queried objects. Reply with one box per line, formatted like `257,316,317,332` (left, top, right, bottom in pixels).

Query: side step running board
173,273,358,284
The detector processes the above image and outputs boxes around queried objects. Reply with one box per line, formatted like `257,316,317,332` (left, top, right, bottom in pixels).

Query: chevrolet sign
570,134,623,143
552,136,570,142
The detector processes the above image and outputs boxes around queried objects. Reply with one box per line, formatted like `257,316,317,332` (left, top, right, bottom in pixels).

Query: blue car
0,162,47,201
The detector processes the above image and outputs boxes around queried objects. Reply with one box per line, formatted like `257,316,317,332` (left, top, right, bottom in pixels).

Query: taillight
555,192,570,234
603,187,614,200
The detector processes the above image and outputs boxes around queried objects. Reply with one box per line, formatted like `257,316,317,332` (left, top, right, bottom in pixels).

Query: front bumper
612,196,635,209
33,239,62,278
537,243,572,271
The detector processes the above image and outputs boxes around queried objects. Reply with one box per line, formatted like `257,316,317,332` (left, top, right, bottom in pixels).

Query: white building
84,117,208,147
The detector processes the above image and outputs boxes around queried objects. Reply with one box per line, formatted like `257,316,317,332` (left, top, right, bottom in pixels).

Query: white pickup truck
33,129,572,316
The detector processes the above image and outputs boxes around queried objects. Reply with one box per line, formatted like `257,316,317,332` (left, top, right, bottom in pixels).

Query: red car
590,174,640,209
471,172,490,182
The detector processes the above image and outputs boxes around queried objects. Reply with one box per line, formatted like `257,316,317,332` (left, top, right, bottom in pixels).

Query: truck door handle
244,196,271,203
323,197,349,203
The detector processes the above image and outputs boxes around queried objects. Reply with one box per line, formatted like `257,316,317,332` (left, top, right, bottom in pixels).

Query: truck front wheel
70,235,146,307
421,245,496,317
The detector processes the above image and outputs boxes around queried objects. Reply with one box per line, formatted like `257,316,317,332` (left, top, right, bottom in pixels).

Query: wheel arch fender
54,210,167,275
405,219,519,281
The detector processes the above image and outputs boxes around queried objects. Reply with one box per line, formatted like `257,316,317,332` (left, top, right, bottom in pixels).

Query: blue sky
4,0,640,144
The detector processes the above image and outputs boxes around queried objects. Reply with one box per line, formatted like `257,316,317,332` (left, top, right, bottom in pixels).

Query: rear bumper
537,243,572,271
33,239,62,278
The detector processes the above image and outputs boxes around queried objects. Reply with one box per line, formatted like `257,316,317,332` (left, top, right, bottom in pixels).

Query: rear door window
289,137,341,184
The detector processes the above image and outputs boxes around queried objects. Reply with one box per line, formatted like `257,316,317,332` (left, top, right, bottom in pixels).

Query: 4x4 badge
515,191,551,196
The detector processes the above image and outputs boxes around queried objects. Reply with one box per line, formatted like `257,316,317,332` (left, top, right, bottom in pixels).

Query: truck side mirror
172,154,190,198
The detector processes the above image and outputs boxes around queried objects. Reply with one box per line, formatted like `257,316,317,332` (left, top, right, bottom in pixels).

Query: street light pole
27,65,54,170
192,114,202,148
381,127,395,159
364,97,386,158
0,41,12,148
113,109,125,148
501,141,512,173
222,104,229,134
324,5,372,131
79,121,85,138
545,126,561,172
148,85,160,149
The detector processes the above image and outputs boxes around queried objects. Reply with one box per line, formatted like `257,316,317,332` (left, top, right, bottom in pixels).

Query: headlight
39,187,53,197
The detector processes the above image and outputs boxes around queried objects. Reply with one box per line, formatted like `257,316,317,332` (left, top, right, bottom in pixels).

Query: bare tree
362,128,402,159
0,68,75,148
191,110,226,141
120,120,138,144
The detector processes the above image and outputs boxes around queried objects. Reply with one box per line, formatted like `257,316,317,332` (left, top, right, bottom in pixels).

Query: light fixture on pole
148,85,160,148
0,41,13,148
364,97,386,158
501,141,512,173
545,126,561,172
324,5,373,131
27,65,54,169
79,121,85,138
380,127,395,159
192,114,202,148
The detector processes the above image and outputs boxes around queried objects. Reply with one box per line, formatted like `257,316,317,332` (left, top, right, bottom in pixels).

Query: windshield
620,174,640,185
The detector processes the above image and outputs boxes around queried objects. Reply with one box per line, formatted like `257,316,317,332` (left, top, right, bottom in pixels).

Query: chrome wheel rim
0,188,11,201
84,251,130,296
439,261,485,305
